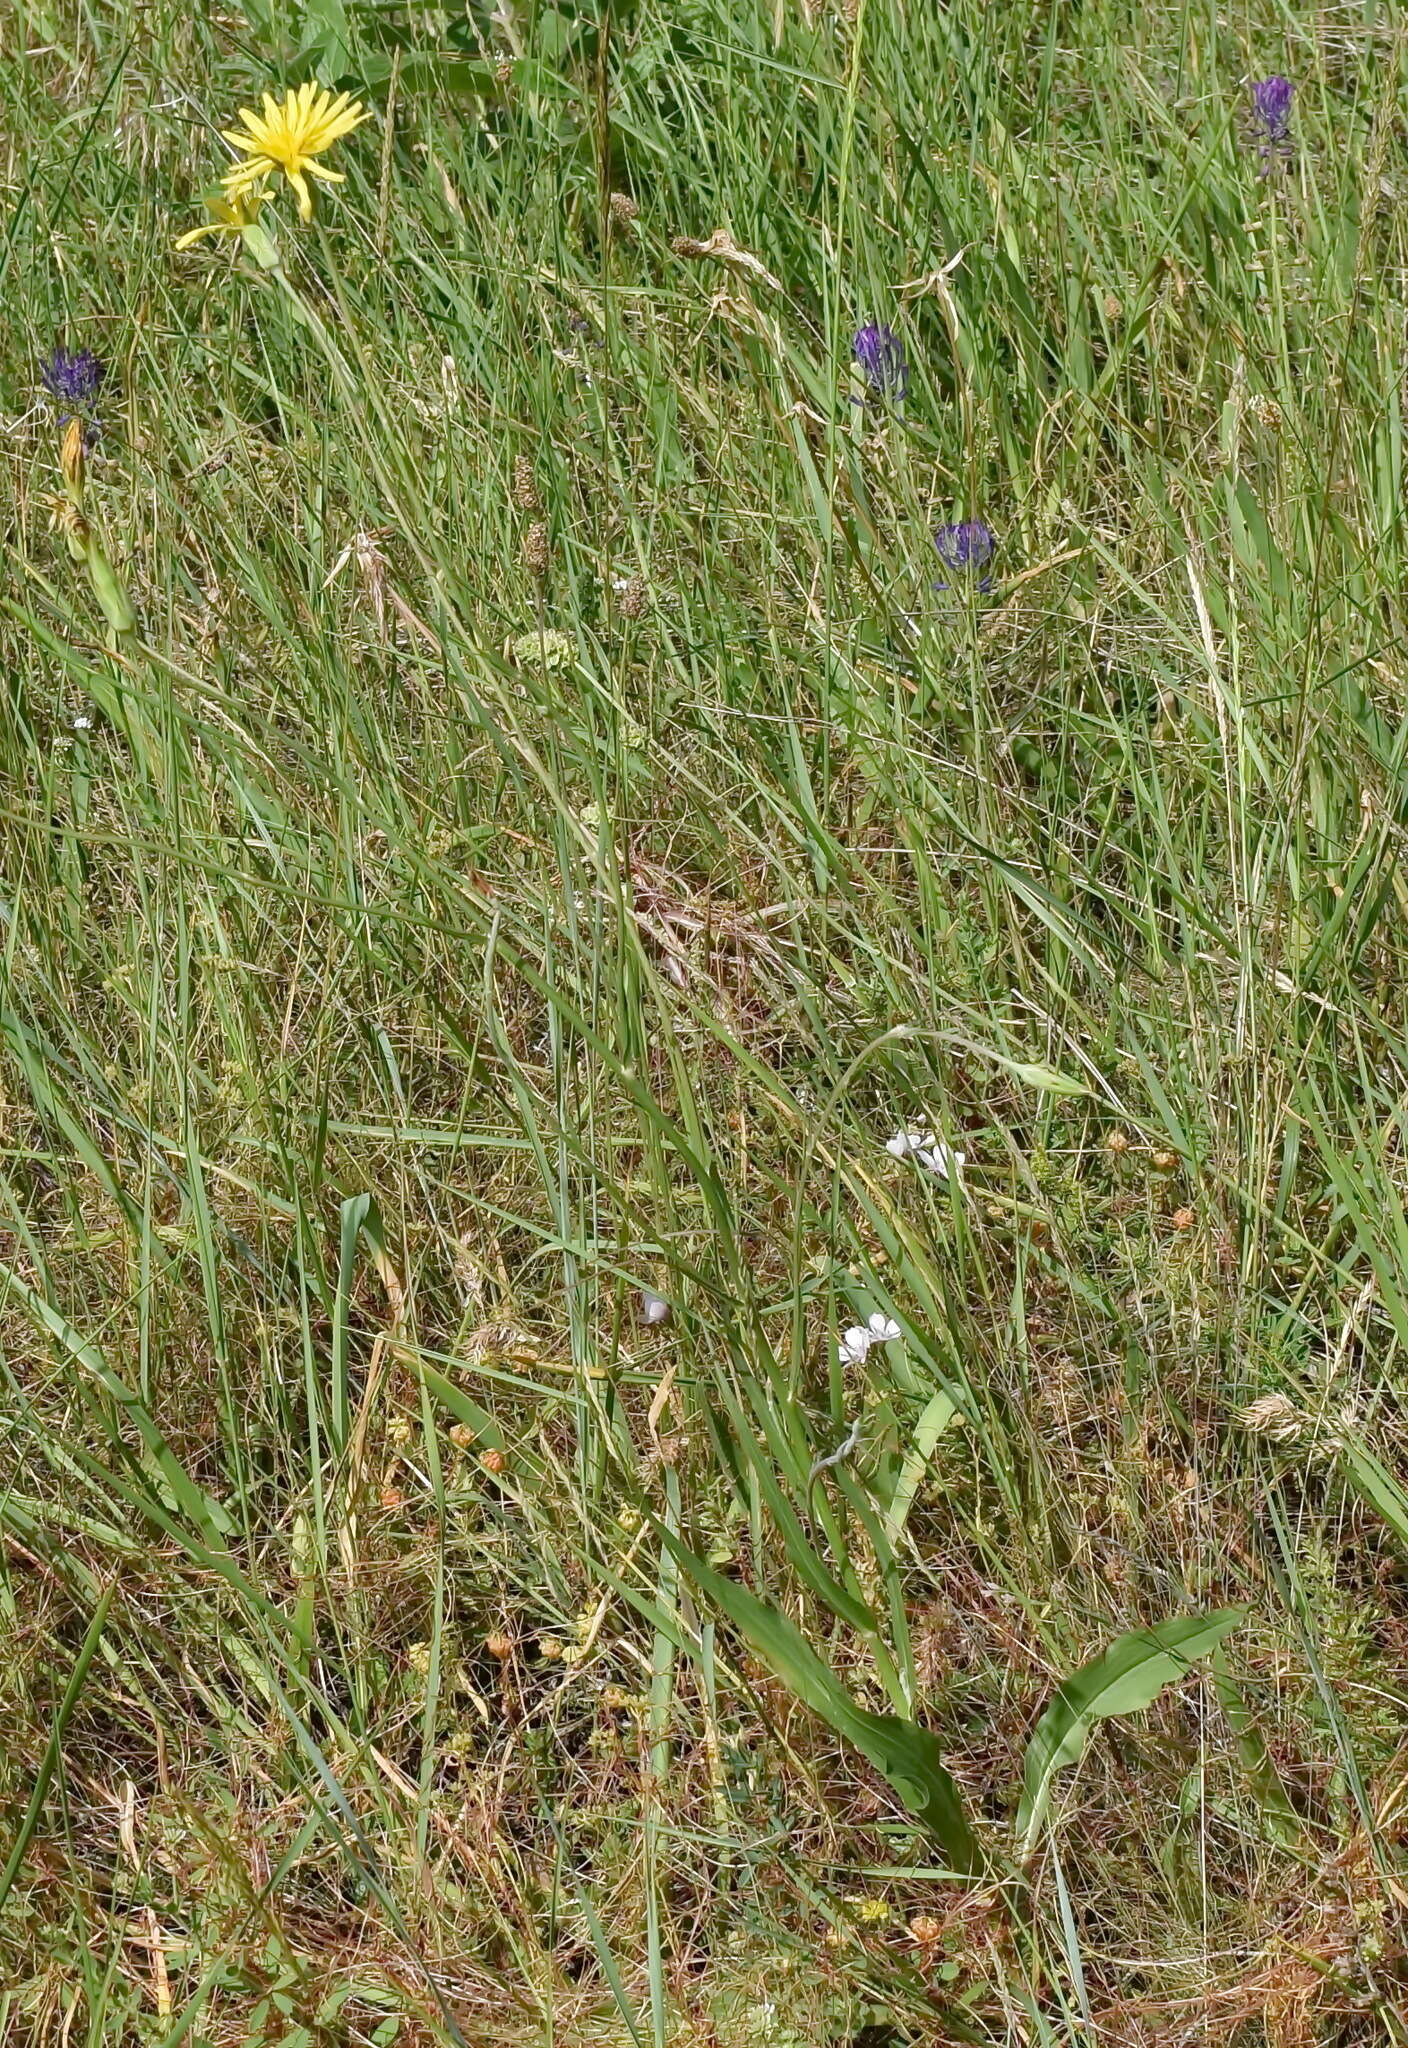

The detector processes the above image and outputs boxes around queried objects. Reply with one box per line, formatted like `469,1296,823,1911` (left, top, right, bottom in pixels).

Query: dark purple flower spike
1249,76,1294,169
852,322,909,401
41,347,106,410
41,347,108,447
1251,76,1293,142
934,521,997,592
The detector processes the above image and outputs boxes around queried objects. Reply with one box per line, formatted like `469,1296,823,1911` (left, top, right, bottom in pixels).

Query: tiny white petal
868,1313,902,1342
639,1289,671,1325
918,1143,965,1182
73,714,93,730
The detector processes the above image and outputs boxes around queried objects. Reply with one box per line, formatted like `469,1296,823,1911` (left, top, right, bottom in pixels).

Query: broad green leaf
883,1389,963,1547
1017,1610,1243,1858
298,0,355,78
661,1532,981,1873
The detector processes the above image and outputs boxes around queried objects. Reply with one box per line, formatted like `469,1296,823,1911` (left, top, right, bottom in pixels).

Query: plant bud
61,417,86,504
85,535,137,638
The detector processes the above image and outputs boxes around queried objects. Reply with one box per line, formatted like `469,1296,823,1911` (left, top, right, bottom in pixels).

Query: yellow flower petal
175,184,267,249
221,157,273,196
211,80,367,221
175,219,231,248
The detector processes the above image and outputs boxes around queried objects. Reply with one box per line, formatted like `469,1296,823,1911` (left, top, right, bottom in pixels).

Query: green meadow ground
6,1,1408,2042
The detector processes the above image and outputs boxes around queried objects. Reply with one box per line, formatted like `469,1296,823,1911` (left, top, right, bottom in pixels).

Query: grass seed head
512,452,541,510
524,520,551,575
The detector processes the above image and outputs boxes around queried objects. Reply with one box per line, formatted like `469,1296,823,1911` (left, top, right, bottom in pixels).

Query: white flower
837,1313,902,1366
886,1127,937,1160
639,1289,671,1326
887,1123,964,1183
917,1142,965,1183
73,714,93,730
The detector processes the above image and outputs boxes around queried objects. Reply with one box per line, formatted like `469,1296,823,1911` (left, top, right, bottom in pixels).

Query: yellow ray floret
221,82,368,222
175,186,268,249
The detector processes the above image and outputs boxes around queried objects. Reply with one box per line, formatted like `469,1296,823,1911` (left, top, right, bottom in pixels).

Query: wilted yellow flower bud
61,417,86,505
49,497,91,562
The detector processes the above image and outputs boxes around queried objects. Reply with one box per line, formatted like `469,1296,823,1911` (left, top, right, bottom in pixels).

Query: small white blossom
639,1289,671,1326
887,1124,964,1183
837,1313,902,1367
917,1142,965,1182
73,714,93,730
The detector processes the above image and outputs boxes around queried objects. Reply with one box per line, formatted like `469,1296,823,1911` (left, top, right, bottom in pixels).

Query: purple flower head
1250,76,1294,144
41,347,106,411
853,322,908,400
934,520,997,590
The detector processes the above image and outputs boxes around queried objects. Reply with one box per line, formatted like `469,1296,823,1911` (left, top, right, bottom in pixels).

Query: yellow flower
175,186,268,249
220,82,368,222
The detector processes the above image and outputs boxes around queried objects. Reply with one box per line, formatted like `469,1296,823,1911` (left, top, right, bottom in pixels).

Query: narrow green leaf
660,1531,981,1873
992,1055,1092,1098
0,1584,115,1913
330,1193,373,1455
1342,1441,1408,1551
0,1263,233,1545
1210,1650,1303,1848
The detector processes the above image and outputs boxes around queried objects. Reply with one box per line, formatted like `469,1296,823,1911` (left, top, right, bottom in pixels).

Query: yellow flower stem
267,261,359,401
238,215,282,271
